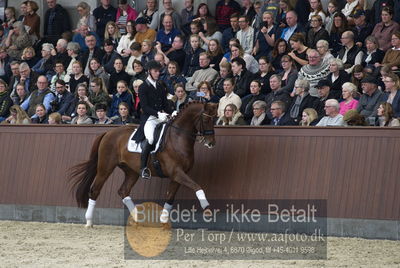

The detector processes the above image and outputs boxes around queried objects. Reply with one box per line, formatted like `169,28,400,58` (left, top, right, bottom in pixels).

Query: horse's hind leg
173,168,210,210
118,165,140,221
160,181,180,223
85,163,116,227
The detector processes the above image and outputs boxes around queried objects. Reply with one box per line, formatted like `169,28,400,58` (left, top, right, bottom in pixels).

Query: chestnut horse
69,102,218,227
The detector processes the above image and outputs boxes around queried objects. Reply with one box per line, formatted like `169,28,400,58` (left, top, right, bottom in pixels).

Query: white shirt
317,113,344,126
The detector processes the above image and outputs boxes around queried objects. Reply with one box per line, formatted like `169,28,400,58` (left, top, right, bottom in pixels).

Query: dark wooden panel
1,125,400,220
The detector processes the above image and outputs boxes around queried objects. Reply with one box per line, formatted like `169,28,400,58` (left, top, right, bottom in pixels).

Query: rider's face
149,69,160,80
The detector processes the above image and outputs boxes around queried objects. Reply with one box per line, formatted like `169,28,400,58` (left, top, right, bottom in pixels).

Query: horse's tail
69,132,107,208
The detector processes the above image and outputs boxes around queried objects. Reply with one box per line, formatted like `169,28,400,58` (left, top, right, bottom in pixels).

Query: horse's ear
205,103,218,116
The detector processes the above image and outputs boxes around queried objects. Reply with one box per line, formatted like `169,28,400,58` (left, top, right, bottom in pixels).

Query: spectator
116,20,136,58
15,62,39,96
241,80,267,123
325,0,338,34
43,0,71,45
161,61,186,95
49,61,68,93
181,0,194,36
156,15,181,53
199,18,223,51
185,52,218,93
21,75,55,117
108,58,131,95
76,2,96,33
159,0,182,31
89,77,111,113
298,49,330,97
262,0,280,22
104,22,121,49
316,99,344,126
250,100,270,126
351,10,373,49
140,39,156,68
221,13,240,53
300,108,319,126
52,79,74,116
329,12,348,56
357,76,385,122
24,0,40,42
93,0,117,42
253,56,274,95
216,103,246,125
21,47,39,68
137,0,159,30
5,105,31,124
221,41,259,73
93,103,112,124
193,3,213,23
276,0,292,29
314,79,336,118
159,35,186,70
171,83,188,112
218,78,242,117
66,42,80,75
351,64,366,93
129,60,147,82
17,2,28,22
236,15,255,55
208,39,224,72
241,0,257,23
8,61,21,94
265,74,292,120
337,31,363,73
316,39,334,66
192,81,219,103
5,21,32,60
253,11,276,60
3,7,17,35
131,79,143,118
382,73,400,117
112,102,139,125
88,58,110,88
215,0,241,32
270,100,295,126
362,36,385,72
327,58,350,98
380,32,400,72
339,82,359,115
0,79,12,122
68,61,89,94
52,38,72,70
372,7,400,52
268,38,289,72
116,0,138,35
371,0,394,25
342,109,368,126
231,57,254,97
278,11,305,42
375,102,400,127
0,47,10,83
108,80,133,118
102,39,121,74
70,101,93,124
341,0,359,18
134,17,156,44
31,104,49,124
32,43,55,80
288,32,309,70
213,61,233,97
62,83,91,122
13,83,29,105
308,0,326,23
306,15,329,49
72,24,101,51
48,112,62,124
125,42,143,76
289,79,318,124
279,55,298,94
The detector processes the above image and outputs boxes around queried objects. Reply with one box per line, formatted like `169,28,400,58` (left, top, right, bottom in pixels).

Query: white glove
171,111,178,117
157,112,169,122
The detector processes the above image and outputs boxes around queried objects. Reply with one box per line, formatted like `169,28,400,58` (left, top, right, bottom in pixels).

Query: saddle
127,122,169,178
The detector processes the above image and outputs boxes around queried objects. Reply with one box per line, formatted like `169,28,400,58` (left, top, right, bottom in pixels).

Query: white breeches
144,115,163,145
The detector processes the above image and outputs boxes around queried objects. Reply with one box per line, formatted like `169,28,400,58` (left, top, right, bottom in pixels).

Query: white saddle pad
127,124,167,153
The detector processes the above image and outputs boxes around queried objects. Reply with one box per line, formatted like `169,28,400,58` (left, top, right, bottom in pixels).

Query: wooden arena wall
0,125,399,221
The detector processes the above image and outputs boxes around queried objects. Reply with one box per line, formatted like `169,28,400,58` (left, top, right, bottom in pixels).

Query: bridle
169,108,215,140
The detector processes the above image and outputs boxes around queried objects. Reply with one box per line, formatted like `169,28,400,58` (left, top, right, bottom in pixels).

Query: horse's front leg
160,180,181,223
172,168,210,211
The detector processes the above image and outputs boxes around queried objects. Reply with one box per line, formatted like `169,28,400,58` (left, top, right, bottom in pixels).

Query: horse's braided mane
171,100,204,123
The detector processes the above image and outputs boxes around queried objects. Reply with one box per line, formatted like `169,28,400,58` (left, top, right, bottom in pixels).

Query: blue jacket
108,90,134,117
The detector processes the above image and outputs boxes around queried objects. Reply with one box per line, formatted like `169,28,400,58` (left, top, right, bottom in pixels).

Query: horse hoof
160,210,169,223
85,221,93,228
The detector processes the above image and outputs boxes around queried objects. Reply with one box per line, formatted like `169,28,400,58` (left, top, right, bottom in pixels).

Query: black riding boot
140,140,153,179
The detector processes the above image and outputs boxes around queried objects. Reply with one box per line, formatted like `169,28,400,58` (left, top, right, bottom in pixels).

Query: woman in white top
199,17,223,51
117,20,136,59
309,0,326,24
220,43,259,74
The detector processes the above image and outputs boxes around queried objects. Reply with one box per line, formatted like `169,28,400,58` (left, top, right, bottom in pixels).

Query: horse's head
195,102,218,149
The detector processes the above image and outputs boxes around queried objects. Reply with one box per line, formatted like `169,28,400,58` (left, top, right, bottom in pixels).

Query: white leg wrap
160,203,173,223
196,190,210,210
122,196,137,221
85,199,96,227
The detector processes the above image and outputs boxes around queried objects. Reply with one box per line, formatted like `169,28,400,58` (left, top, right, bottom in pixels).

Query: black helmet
146,60,162,71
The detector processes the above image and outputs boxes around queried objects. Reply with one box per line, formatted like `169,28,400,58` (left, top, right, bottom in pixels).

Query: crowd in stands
1,0,400,127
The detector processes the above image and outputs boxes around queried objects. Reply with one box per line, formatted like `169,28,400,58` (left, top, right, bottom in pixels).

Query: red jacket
116,5,138,22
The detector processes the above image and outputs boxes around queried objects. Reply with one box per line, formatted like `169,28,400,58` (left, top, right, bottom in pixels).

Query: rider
133,60,174,179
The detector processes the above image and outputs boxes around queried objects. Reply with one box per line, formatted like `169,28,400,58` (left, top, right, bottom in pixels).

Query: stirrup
140,167,151,179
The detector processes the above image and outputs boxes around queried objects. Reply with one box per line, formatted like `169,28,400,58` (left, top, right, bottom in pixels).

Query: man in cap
132,60,174,179
134,17,157,44
350,10,373,48
314,79,336,118
357,76,385,123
